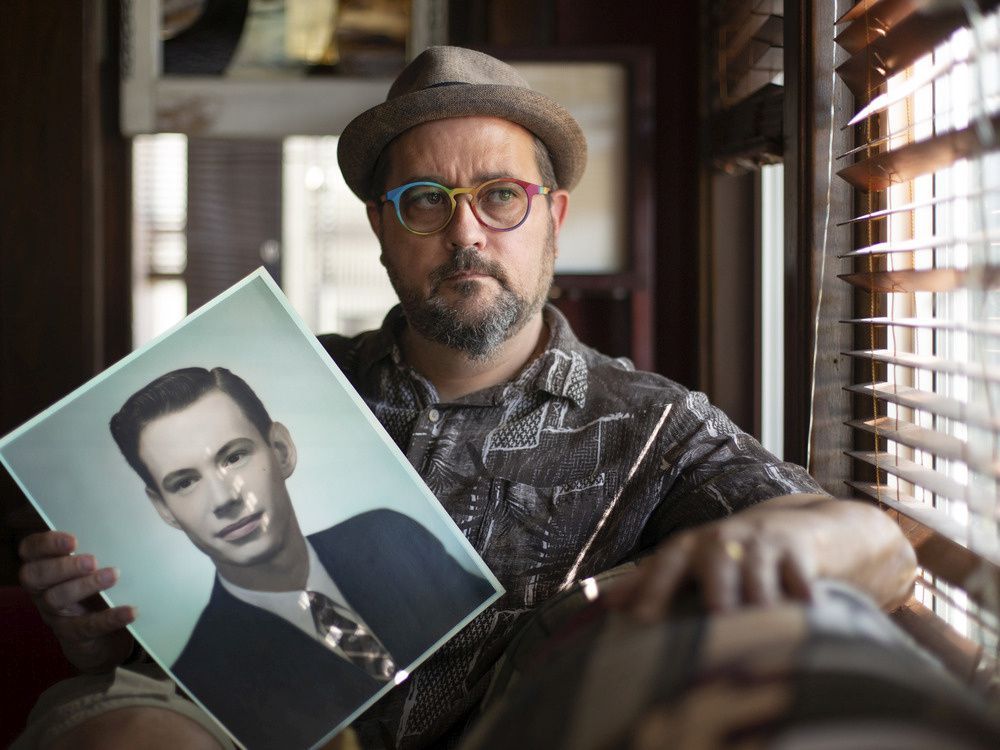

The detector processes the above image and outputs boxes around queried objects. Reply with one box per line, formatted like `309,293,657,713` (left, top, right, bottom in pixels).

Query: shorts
11,662,236,750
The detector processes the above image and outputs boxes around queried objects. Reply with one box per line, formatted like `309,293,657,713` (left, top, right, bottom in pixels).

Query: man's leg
45,706,225,750
12,664,235,750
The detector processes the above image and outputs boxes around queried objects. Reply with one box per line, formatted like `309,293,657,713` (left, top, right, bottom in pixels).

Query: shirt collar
217,538,345,614
359,303,590,408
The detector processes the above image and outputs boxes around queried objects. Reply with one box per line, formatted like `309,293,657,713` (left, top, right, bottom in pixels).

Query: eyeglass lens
399,180,530,233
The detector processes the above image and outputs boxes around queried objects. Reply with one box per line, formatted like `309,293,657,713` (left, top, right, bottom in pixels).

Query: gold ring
723,540,745,563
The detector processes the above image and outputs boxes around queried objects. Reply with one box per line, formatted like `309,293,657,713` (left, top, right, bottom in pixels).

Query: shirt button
427,408,441,423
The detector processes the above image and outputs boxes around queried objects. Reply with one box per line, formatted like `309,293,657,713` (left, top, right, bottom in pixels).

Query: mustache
428,249,509,292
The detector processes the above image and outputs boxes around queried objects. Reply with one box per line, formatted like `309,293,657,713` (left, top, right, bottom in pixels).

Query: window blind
711,0,785,168
833,0,999,663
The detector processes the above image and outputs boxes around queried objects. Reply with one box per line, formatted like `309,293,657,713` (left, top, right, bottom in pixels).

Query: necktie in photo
306,590,396,681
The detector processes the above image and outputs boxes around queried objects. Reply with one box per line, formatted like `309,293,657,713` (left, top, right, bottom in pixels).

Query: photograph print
0,270,502,750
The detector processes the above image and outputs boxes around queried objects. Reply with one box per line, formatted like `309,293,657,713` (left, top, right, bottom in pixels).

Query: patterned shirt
319,304,823,749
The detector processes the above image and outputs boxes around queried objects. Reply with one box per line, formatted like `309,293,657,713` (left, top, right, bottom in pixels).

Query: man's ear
268,422,298,479
145,486,181,529
365,201,383,240
547,190,570,239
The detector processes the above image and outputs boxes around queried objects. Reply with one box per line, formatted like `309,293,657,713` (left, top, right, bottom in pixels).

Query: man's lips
445,271,493,281
217,511,264,541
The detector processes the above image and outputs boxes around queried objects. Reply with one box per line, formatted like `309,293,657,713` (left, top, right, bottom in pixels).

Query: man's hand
18,530,136,673
602,494,916,620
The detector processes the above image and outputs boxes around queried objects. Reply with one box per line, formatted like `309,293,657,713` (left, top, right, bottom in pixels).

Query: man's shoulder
172,579,241,669
562,339,691,415
540,304,689,413
310,508,417,544
316,305,403,382
316,329,378,378
308,510,439,569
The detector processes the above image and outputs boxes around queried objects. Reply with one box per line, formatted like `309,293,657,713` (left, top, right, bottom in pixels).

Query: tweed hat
337,46,587,200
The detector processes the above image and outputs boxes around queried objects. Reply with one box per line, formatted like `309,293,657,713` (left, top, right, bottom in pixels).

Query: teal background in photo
0,272,500,667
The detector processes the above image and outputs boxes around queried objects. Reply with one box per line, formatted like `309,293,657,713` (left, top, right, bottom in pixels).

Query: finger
779,552,814,602
700,543,742,613
39,567,119,616
599,569,644,608
65,605,137,643
18,531,75,562
19,553,98,596
743,546,780,606
630,541,694,622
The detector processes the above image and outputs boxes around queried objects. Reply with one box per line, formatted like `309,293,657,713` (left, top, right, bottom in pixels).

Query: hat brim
337,82,588,200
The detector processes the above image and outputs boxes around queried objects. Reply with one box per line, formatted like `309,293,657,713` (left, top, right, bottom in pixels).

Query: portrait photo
0,270,503,750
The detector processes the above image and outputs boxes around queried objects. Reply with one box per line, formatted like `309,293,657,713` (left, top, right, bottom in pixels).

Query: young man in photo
107,366,493,748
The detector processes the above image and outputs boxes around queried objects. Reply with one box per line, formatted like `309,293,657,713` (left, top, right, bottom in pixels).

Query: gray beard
386,241,553,361
405,280,525,360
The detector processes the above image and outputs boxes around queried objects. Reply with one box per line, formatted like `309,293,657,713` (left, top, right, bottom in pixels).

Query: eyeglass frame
378,178,552,236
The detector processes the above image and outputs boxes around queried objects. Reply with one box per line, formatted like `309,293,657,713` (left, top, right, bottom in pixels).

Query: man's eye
483,186,518,203
169,476,197,494
406,188,446,208
223,450,249,468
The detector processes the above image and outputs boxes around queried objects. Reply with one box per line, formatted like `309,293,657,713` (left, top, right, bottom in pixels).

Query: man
104,366,494,748
16,46,916,750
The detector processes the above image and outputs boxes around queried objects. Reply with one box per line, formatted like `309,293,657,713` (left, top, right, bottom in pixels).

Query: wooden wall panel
0,2,130,583
553,3,700,387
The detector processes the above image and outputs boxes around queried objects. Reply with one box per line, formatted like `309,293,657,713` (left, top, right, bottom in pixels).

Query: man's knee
44,706,226,750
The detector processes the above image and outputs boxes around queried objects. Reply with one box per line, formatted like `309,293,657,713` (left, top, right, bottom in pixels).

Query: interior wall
552,2,702,388
708,172,757,433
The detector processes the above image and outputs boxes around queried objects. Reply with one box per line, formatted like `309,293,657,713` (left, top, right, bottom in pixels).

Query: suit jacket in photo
170,508,496,750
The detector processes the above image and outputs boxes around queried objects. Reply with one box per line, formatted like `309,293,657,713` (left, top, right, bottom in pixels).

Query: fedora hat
337,46,587,200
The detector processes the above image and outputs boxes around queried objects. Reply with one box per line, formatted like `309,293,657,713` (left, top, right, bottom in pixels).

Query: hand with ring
601,500,818,622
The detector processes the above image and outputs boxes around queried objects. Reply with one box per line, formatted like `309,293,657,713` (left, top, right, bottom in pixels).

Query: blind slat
847,480,995,562
842,348,1000,382
723,13,783,63
848,416,1000,480
835,0,924,56
846,382,1000,431
841,316,1000,337
913,574,1000,661
834,2,978,97
848,449,973,501
839,266,1000,293
847,481,1000,602
727,40,783,89
835,0,893,26
837,229,1000,257
892,599,996,690
834,188,998,223
845,37,1000,126
837,114,1000,191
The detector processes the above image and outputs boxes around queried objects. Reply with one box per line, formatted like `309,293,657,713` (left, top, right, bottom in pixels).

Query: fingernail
97,567,117,586
59,535,74,552
120,606,137,623
77,556,96,573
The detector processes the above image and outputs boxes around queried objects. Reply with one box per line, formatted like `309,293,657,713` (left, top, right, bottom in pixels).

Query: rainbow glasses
379,178,551,235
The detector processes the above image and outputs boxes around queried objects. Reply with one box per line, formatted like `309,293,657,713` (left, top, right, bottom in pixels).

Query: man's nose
208,473,242,515
443,194,487,250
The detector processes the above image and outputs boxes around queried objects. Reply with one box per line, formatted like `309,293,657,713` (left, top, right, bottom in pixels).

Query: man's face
138,390,298,569
367,116,569,359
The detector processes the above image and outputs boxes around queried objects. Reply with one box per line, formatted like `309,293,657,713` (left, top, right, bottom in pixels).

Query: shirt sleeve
639,390,826,548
